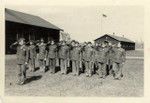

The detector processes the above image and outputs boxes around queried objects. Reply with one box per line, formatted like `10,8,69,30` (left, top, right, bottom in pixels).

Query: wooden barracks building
5,8,63,54
94,34,135,50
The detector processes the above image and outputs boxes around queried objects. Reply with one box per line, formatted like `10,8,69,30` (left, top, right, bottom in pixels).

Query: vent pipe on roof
123,35,124,37
113,32,115,35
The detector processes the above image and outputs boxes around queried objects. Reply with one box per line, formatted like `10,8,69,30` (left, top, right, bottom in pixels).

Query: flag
102,14,107,17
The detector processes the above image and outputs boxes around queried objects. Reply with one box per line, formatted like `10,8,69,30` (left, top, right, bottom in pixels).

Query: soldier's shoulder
119,48,125,52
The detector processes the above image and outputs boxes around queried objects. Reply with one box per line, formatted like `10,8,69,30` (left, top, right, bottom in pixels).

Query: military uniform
28,44,36,72
38,43,47,72
83,45,95,77
47,44,57,73
71,45,82,76
106,45,113,74
96,46,108,78
111,47,126,79
81,45,87,72
59,44,70,74
15,44,29,84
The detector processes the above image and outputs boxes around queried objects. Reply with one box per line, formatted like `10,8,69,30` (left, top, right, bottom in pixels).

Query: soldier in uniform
37,38,47,72
71,41,82,76
10,38,29,85
28,40,36,72
58,40,70,74
81,42,87,73
111,42,126,79
47,40,57,74
84,42,95,77
105,41,113,75
96,43,108,79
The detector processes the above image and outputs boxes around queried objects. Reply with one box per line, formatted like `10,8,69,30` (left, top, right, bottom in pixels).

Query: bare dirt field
5,50,144,97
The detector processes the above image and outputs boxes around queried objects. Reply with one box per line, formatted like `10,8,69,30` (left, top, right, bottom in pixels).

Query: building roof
95,34,135,43
5,8,63,31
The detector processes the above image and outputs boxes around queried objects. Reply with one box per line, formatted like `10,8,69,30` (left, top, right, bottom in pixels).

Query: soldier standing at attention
112,42,126,80
84,42,95,77
71,41,82,76
28,40,36,72
70,40,76,72
10,38,29,85
59,41,70,74
105,42,113,75
37,38,47,72
47,40,57,74
96,43,108,79
81,42,87,73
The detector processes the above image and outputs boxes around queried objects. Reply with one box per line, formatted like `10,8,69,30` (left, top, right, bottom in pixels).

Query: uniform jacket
71,46,82,61
83,46,95,62
58,45,70,59
38,43,47,60
16,45,29,65
81,46,86,61
48,44,57,59
111,47,126,63
95,46,108,63
105,46,114,64
28,45,36,59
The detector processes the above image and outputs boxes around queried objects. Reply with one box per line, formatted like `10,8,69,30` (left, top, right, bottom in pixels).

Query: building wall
95,35,135,50
6,21,60,54
121,42,135,50
95,35,119,45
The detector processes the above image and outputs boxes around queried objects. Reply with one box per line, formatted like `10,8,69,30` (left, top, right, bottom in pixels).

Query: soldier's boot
88,69,92,77
114,71,123,80
40,66,45,72
51,66,55,74
16,73,22,85
99,71,103,78
29,66,32,72
76,68,79,76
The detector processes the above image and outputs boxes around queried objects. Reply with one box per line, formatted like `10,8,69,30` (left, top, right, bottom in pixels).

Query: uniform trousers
72,60,80,75
97,62,107,78
29,58,35,71
112,62,123,79
60,59,67,74
85,61,93,76
17,64,27,83
39,59,46,72
49,58,56,73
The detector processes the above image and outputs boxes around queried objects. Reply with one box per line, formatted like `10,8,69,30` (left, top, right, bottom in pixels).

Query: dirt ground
5,50,144,97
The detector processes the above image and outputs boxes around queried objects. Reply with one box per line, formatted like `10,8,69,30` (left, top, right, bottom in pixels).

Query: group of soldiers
10,37,126,85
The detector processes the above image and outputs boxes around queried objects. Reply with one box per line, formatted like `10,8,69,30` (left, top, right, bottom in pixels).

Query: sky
5,5,144,43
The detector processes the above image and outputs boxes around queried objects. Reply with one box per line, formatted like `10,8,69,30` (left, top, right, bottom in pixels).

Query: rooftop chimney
113,32,115,35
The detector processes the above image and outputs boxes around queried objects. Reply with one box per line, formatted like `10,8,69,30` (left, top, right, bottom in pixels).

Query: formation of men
10,38,126,85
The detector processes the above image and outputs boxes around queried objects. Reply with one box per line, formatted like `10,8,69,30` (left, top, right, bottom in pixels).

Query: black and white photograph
4,5,144,97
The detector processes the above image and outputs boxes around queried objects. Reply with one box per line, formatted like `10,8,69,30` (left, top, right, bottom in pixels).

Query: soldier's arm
10,41,18,49
122,49,126,62
25,47,29,63
67,47,70,59
45,46,48,60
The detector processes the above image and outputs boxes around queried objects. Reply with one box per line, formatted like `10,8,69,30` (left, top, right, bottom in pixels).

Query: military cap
87,42,92,44
75,41,79,45
18,38,25,42
40,38,44,42
71,40,76,43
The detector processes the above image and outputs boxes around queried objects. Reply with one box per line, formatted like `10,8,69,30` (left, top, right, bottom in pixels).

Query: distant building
5,8,63,54
94,34,135,50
